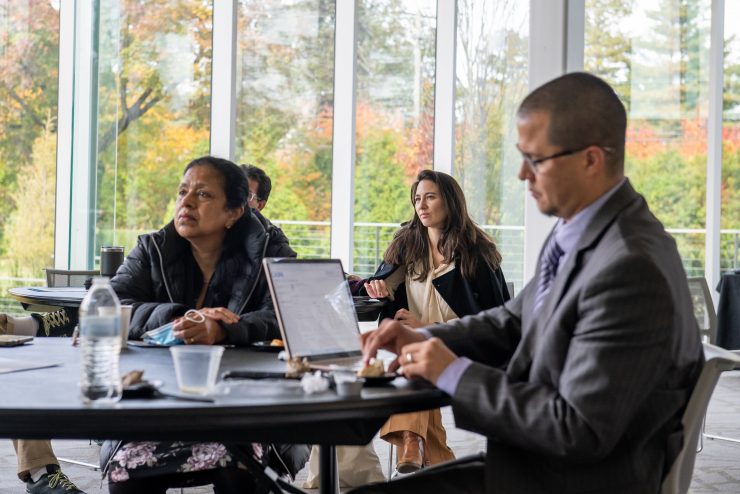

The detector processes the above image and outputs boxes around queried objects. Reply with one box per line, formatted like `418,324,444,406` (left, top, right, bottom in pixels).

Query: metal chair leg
701,391,740,446
386,443,393,480
57,456,99,471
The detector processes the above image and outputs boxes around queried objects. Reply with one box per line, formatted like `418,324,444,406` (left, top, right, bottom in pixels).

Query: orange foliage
354,101,432,179
679,119,708,157
295,102,433,182
627,118,710,160
626,122,665,160
723,125,740,155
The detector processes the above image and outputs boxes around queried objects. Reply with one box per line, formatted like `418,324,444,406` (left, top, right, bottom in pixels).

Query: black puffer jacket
111,209,295,344
253,208,297,258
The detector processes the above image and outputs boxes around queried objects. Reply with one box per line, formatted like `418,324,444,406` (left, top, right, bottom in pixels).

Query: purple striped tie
534,235,564,312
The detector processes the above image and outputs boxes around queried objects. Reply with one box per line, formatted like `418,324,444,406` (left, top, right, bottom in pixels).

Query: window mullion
330,0,357,270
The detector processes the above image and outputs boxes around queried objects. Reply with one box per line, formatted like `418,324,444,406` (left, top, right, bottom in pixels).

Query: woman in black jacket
361,170,510,476
104,156,307,493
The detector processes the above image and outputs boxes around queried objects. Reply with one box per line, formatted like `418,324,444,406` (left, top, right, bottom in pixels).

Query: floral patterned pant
108,441,267,483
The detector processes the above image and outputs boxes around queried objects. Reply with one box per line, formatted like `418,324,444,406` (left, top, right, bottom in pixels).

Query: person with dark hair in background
239,163,295,258
360,169,510,475
101,156,308,493
355,73,704,494
241,164,271,212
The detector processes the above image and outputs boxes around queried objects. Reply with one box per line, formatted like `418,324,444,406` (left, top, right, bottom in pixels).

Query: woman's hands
173,307,240,345
393,308,423,328
364,279,390,299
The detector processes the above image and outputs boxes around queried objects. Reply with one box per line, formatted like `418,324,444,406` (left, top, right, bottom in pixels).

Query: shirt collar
554,178,626,256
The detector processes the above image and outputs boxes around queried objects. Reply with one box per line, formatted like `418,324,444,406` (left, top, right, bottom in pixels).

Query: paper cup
119,305,133,348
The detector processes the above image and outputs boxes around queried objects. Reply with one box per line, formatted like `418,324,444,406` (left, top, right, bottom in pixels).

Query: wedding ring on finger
406,352,413,364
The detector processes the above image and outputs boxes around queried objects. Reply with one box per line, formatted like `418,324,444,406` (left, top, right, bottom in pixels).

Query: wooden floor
2,370,740,493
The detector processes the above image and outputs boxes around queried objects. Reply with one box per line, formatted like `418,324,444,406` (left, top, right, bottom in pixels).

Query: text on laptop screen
268,262,361,357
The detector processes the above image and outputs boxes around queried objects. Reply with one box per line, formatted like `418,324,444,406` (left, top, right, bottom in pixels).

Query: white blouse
383,249,458,324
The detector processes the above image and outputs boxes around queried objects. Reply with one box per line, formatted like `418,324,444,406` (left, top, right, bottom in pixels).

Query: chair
660,343,740,494
687,277,717,344
506,281,515,299
44,268,99,288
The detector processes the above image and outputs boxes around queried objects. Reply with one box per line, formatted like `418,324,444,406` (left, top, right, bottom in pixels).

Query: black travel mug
100,246,125,278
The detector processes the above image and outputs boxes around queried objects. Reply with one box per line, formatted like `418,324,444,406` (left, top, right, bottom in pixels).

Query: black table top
0,339,448,445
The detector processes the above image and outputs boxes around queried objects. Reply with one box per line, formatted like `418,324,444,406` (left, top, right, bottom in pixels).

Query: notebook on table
263,258,364,371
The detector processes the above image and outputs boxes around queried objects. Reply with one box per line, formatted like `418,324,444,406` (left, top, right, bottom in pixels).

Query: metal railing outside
270,220,527,289
270,221,740,291
0,225,738,316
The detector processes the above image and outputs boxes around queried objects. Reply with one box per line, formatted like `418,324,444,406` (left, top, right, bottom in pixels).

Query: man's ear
584,146,607,176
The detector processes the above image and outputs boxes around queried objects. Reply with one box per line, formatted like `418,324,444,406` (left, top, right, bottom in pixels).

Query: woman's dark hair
182,157,251,295
184,156,249,210
383,170,502,281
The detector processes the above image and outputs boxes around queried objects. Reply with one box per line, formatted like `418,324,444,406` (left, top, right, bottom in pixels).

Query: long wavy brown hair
383,170,502,282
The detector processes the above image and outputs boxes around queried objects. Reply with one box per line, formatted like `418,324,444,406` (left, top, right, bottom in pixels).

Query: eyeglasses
248,191,262,203
516,144,614,174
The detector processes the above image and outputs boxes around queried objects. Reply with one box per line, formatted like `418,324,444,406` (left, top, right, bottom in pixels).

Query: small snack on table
121,370,145,387
286,356,311,378
357,358,385,378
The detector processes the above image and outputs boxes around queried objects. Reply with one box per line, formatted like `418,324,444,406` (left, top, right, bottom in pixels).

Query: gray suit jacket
429,180,703,494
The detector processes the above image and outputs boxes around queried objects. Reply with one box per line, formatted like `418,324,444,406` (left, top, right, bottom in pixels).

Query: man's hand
399,337,458,385
361,318,426,373
394,308,423,328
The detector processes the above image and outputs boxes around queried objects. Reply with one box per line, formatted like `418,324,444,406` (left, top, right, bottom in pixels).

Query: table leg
318,444,339,494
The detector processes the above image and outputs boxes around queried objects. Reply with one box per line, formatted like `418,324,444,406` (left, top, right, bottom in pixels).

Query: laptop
263,258,364,371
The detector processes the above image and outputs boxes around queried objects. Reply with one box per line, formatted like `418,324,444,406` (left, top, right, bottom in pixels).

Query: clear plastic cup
170,345,224,394
119,305,133,348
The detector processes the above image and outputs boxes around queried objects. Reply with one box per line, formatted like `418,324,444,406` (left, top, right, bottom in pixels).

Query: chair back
45,268,99,288
687,277,717,344
506,281,515,299
661,343,740,494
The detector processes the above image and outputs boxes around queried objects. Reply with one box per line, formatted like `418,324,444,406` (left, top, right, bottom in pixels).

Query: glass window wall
585,0,711,277
722,1,740,273
0,0,60,313
454,0,528,289
90,0,213,263
352,0,436,276
235,0,335,260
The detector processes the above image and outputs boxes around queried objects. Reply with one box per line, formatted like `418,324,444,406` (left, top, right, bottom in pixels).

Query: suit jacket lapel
538,180,637,322
508,180,639,379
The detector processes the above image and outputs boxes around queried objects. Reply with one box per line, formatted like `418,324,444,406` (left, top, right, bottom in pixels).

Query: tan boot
0,314,12,335
395,431,424,474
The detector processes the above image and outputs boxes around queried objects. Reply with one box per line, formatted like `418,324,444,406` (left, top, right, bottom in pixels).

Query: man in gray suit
358,72,704,494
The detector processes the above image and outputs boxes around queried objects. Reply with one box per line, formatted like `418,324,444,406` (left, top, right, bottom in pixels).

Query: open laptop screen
264,259,361,359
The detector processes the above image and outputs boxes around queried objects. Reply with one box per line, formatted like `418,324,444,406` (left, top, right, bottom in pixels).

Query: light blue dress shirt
432,178,626,396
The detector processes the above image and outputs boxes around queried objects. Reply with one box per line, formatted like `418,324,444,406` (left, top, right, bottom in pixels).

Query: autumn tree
0,0,58,261
454,0,528,226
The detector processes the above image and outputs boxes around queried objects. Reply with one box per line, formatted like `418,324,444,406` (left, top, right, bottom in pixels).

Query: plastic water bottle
79,276,122,404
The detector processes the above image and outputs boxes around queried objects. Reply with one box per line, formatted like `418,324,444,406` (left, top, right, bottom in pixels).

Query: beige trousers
12,440,58,476
303,443,385,488
380,408,455,465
